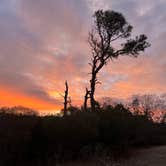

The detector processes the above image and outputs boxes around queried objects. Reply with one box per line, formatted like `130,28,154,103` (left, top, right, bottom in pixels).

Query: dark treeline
0,105,166,166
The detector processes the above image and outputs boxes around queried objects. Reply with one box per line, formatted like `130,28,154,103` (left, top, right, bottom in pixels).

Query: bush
0,105,165,165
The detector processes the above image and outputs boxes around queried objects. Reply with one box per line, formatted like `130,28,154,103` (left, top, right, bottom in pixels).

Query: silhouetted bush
0,105,166,165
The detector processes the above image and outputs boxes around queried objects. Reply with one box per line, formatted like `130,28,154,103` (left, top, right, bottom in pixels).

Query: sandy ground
122,146,166,166
58,146,166,166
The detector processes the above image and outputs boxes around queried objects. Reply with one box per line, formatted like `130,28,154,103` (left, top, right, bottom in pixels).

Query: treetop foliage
89,10,150,62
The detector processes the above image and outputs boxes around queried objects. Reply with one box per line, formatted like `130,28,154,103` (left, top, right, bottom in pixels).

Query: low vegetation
0,105,166,166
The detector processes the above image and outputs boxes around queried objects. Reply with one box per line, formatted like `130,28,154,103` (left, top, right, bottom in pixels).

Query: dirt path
60,146,166,166
121,146,166,166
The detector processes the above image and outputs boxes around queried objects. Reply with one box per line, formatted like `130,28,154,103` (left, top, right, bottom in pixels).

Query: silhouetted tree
0,106,38,116
63,81,69,116
131,97,140,115
68,106,80,115
87,10,150,111
141,95,156,119
129,94,166,121
161,113,166,124
84,88,90,111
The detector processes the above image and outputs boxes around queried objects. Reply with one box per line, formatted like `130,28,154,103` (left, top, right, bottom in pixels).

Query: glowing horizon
0,0,166,113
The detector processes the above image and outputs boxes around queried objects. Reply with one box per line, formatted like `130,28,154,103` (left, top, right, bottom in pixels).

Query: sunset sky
0,0,166,113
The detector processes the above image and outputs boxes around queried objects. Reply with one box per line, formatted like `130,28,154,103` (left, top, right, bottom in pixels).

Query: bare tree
141,95,156,119
161,113,166,124
87,10,150,111
131,97,140,115
84,88,90,111
129,94,166,121
63,81,69,116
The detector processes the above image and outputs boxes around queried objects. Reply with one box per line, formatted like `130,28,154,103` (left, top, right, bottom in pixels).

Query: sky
0,0,166,113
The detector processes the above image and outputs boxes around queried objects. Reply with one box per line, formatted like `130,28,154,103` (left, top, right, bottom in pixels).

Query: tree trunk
64,81,68,116
84,88,90,111
90,73,96,112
